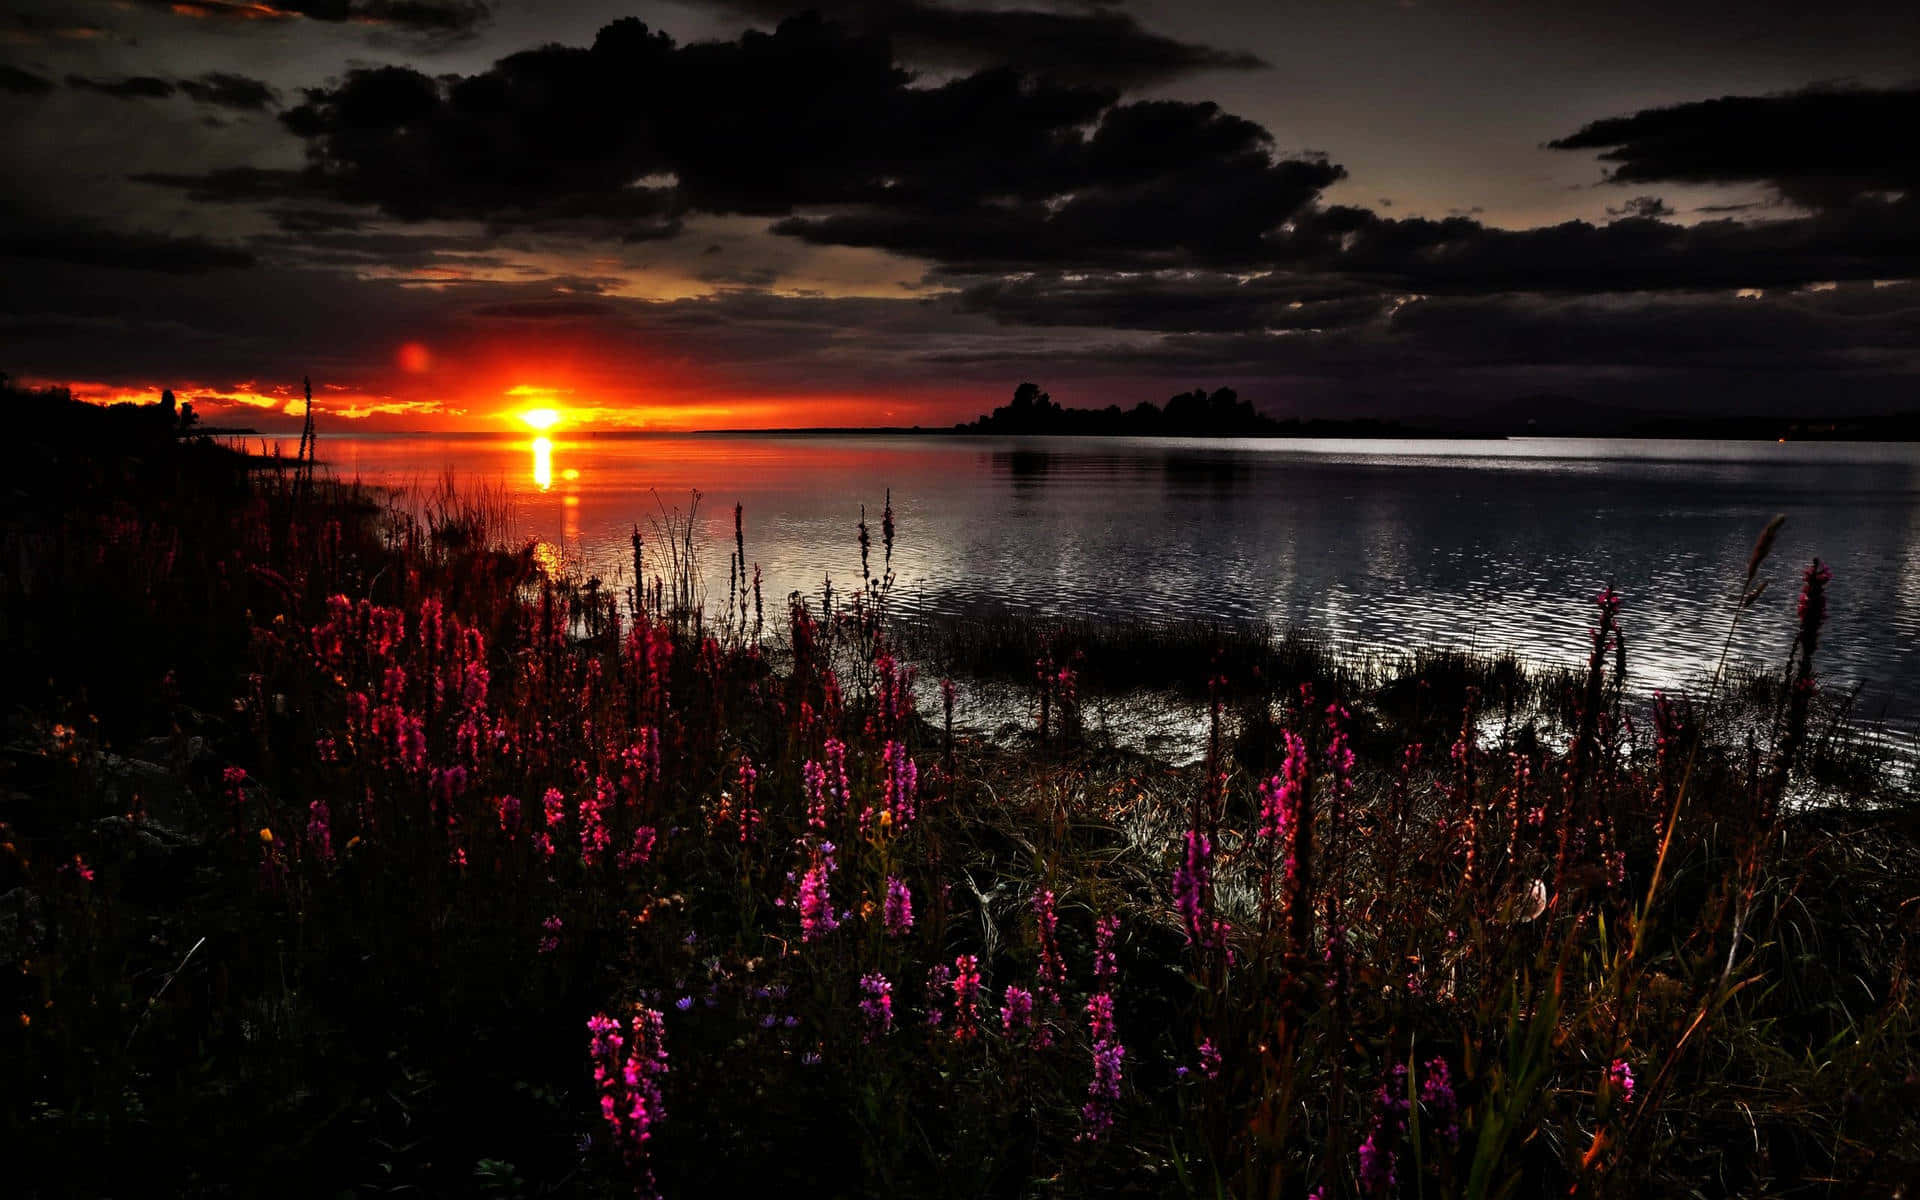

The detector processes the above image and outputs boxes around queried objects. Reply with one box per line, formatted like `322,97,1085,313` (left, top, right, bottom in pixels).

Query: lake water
310,432,1920,726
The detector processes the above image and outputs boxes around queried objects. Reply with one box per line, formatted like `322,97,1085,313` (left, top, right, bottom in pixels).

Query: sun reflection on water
531,436,553,490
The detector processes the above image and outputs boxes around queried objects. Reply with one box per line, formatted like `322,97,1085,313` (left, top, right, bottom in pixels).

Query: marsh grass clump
2,421,1917,1198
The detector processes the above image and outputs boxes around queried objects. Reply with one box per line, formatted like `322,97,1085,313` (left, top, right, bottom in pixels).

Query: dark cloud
5,14,111,44
178,72,278,110
130,166,308,204
1268,189,1920,295
135,0,489,36
0,65,55,96
681,0,1264,88
0,225,255,273
67,74,177,100
268,207,372,233
1547,84,1920,211
468,298,617,319
67,71,279,108
247,17,1331,263
1605,196,1674,220
956,271,1385,332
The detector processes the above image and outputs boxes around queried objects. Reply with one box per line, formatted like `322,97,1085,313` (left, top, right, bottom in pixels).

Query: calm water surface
314,433,1920,725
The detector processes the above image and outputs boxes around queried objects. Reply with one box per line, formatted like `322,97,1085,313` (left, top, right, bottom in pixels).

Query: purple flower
858,972,893,1039
1421,1056,1459,1146
1358,1063,1410,1195
1607,1057,1635,1105
798,840,840,942
1033,888,1066,1005
586,1007,668,1179
950,954,982,1041
1198,1038,1221,1081
1080,1021,1125,1141
1000,985,1034,1034
1093,914,1119,981
883,876,914,936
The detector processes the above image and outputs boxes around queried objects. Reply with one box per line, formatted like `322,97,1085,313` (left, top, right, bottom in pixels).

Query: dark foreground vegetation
3,392,1918,1198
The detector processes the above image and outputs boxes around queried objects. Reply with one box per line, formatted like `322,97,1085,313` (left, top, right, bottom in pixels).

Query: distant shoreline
292,424,1920,442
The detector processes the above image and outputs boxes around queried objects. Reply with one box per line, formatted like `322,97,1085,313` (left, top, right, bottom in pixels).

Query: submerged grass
2,418,1917,1198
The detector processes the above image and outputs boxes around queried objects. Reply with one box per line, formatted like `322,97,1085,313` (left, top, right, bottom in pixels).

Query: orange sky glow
29,371,971,433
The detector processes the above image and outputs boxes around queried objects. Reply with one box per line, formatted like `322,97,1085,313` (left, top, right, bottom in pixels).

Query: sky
1,0,1916,431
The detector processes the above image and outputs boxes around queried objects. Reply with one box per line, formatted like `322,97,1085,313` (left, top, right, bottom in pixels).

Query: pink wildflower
882,876,914,936
1000,984,1034,1034
798,841,840,942
857,972,893,1040
950,954,982,1041
1607,1057,1635,1105
306,798,333,864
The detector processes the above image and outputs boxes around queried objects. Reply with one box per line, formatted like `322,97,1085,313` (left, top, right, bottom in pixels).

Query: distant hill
959,383,1454,438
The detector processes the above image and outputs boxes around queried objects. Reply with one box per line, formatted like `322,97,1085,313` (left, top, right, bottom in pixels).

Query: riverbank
3,420,1917,1197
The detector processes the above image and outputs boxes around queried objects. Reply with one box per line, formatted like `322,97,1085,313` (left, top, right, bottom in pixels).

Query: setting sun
519,407,562,431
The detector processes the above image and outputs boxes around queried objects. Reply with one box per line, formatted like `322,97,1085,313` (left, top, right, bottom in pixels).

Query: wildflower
62,854,95,884
1001,985,1034,1034
950,954,982,1041
495,793,521,836
880,739,918,831
222,766,250,835
620,825,658,870
1080,915,1125,1142
924,963,952,1027
822,738,852,821
1357,1132,1395,1196
735,757,761,844
1257,731,1307,844
539,915,562,954
882,876,914,937
798,841,840,942
1172,829,1230,951
578,781,612,867
1421,1056,1459,1147
802,759,831,831
1033,888,1066,1004
1358,1064,1410,1196
1198,1038,1221,1081
1079,996,1125,1141
1093,914,1119,981
539,787,566,860
858,972,893,1040
586,1007,669,1181
1607,1057,1635,1105
304,798,334,865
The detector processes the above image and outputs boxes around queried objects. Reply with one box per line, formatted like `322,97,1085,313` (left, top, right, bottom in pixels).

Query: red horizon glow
25,374,980,433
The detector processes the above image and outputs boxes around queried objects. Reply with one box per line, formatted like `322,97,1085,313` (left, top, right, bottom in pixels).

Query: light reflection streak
532,436,553,490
